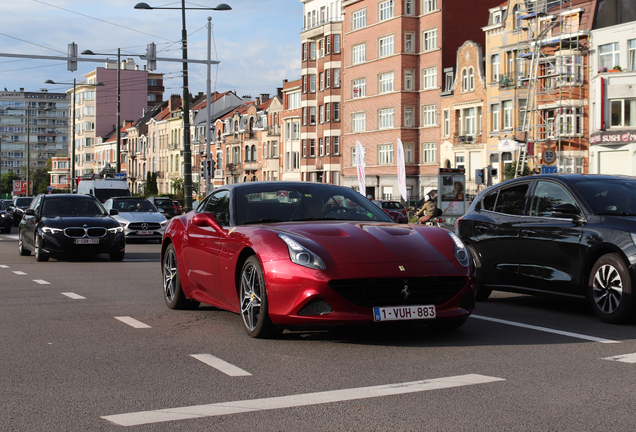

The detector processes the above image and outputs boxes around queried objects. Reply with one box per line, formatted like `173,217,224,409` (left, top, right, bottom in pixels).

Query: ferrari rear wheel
240,256,279,338
163,244,199,310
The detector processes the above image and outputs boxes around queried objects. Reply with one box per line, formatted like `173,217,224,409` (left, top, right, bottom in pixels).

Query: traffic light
145,43,156,71
201,161,206,178
209,159,216,176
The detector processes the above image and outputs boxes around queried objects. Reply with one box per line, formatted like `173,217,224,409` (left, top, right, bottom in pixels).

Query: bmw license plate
74,238,99,244
136,230,153,235
373,305,436,322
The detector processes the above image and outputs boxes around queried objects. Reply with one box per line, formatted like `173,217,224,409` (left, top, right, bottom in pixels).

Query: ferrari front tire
239,255,279,338
163,244,199,310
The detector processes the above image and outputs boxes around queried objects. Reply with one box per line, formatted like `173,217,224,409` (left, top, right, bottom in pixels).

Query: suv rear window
155,198,172,205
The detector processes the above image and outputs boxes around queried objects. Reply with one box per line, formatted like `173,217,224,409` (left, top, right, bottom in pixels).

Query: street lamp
80,49,123,175
134,1,231,212
44,79,104,191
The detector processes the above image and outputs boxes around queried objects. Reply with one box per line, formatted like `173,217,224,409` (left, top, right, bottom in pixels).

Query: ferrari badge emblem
399,266,406,271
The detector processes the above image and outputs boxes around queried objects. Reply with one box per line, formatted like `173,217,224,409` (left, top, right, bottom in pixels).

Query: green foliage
1,171,20,198
145,171,159,197
504,161,531,180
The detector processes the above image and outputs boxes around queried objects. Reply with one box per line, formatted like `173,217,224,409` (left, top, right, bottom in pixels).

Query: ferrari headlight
278,234,326,270
41,227,63,235
108,226,124,234
447,231,470,267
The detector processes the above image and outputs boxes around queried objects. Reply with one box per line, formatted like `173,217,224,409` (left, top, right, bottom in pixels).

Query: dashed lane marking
114,316,151,329
62,292,86,300
102,373,505,427
0,265,9,268
190,354,252,377
33,279,50,285
603,353,636,363
12,271,27,275
471,315,619,344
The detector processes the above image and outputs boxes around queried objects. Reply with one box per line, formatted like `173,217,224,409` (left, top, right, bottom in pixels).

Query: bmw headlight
279,234,326,270
447,231,470,267
42,227,63,235
108,226,124,234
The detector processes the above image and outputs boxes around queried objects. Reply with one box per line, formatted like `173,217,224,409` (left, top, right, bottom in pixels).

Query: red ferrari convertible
162,182,475,338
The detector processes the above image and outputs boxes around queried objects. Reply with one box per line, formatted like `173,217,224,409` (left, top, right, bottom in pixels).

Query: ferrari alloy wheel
18,233,31,256
34,233,49,262
589,254,633,324
163,244,199,310
240,256,278,338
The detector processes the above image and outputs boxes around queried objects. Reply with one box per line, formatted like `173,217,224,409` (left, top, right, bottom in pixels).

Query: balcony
243,161,259,171
226,163,241,174
453,134,480,145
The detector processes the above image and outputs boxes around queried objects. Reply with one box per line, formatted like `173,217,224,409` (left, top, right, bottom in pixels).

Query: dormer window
492,11,502,24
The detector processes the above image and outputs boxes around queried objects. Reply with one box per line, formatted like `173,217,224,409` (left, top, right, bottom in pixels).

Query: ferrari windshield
237,183,394,225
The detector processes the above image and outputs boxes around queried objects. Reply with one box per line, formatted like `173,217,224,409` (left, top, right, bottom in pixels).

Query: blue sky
0,0,303,100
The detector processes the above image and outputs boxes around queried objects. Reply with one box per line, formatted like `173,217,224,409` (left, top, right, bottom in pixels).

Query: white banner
355,141,366,195
396,139,407,201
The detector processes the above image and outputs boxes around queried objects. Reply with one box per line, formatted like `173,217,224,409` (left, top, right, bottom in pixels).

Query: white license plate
136,230,153,235
373,305,436,322
74,238,99,244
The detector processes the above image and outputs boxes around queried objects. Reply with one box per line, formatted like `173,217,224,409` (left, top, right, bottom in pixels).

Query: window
333,102,340,121
334,34,341,53
320,105,324,123
303,76,307,93
292,122,300,139
512,4,522,29
379,0,394,21
502,100,513,129
379,108,394,129
310,42,316,60
352,112,366,132
378,144,394,164
379,72,394,93
558,107,583,135
491,104,500,131
326,103,330,122
529,182,576,217
309,106,316,124
422,67,437,90
404,143,414,163
310,74,316,93
422,105,437,126
455,153,465,170
303,107,307,125
352,78,366,98
630,39,636,71
379,35,395,57
320,72,324,90
405,0,414,15
319,39,324,58
423,29,437,51
309,139,315,157
326,35,331,54
443,109,450,137
404,69,414,90
599,42,620,70
469,67,475,90
490,54,500,83
352,9,366,30
405,32,414,53
333,136,340,154
610,98,636,127
353,44,366,65
325,136,330,155
464,108,475,135
288,92,301,109
423,0,437,14
319,138,324,156
326,69,331,88
519,99,527,128
405,106,414,127
422,142,436,163
303,43,307,61
334,68,341,87
494,183,529,216
461,68,468,91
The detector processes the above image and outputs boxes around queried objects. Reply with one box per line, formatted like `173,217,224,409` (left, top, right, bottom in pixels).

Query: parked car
103,197,167,242
18,194,125,262
0,201,13,233
173,200,183,215
372,200,408,223
9,196,34,226
147,196,177,218
456,174,636,324
162,181,475,338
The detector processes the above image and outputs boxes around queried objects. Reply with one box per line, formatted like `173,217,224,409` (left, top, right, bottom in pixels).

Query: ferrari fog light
278,234,326,270
298,298,334,316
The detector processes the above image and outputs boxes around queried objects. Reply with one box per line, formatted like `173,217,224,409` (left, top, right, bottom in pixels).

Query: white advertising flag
396,139,407,201
355,141,366,195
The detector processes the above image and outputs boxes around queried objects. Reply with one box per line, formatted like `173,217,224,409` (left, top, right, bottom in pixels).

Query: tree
0,171,19,198
504,161,531,180
145,171,158,197
32,158,52,195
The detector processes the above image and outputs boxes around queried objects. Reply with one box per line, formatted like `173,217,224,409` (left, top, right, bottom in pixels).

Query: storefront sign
590,130,636,145
498,139,520,151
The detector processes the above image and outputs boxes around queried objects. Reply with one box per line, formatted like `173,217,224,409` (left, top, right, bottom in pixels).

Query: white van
77,179,131,202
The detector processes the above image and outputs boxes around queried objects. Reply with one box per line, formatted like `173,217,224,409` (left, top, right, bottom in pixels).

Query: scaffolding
512,0,589,177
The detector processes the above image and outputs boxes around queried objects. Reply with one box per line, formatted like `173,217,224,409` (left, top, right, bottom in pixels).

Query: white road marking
0,265,9,268
6,235,18,240
471,314,619,344
603,353,636,363
102,374,505,426
61,292,86,300
33,279,50,285
12,271,27,275
190,354,252,377
115,316,151,329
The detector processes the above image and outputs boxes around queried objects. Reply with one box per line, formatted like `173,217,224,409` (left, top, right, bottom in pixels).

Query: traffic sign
541,166,558,174
542,146,557,165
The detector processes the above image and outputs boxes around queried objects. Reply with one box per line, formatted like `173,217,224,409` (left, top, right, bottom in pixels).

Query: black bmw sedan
456,174,636,324
18,194,125,262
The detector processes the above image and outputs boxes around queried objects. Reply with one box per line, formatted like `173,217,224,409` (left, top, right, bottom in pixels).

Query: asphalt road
2,230,636,431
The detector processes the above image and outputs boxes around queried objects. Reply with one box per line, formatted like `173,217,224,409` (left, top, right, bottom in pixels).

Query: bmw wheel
589,253,633,324
239,255,279,338
34,233,49,262
163,244,199,309
18,233,31,256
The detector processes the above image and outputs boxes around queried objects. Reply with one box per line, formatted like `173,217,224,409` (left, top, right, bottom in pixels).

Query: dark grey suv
147,196,177,218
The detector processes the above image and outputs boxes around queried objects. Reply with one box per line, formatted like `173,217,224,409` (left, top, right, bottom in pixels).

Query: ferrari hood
277,222,451,265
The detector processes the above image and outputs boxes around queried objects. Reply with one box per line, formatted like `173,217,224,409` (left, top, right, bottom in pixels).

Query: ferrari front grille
329,276,468,308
